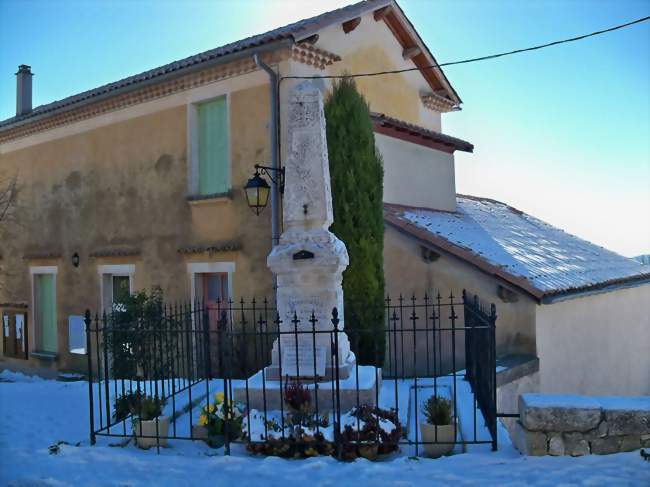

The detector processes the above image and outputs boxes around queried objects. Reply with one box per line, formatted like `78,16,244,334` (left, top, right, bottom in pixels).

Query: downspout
254,54,280,290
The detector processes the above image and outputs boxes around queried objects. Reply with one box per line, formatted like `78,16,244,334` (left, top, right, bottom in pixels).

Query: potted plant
113,389,143,422
131,394,169,449
197,392,245,448
420,395,455,458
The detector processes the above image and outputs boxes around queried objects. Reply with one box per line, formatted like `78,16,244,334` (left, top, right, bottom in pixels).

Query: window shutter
37,274,57,353
198,97,229,195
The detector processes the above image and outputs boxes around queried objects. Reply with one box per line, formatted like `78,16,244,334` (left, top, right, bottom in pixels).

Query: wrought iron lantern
244,164,284,215
244,169,270,215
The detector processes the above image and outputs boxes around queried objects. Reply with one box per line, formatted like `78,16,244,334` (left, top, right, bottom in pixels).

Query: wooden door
202,273,228,376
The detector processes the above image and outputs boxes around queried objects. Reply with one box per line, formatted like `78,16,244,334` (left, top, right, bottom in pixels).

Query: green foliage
113,389,144,422
422,396,452,426
106,287,175,379
324,77,385,365
132,394,166,421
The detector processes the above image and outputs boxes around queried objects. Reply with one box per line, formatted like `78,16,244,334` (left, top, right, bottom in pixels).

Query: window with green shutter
34,273,56,353
197,96,229,195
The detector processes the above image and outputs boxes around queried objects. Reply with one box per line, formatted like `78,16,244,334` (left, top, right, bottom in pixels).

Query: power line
280,15,650,81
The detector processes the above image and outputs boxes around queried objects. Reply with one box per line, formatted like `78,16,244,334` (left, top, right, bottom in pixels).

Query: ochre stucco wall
535,284,650,396
0,13,459,374
383,226,537,376
0,84,275,373
307,11,443,131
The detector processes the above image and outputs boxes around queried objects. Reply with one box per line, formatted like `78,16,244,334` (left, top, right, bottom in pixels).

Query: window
98,265,135,312
202,273,229,304
194,96,229,196
31,269,57,354
187,262,234,306
68,315,86,355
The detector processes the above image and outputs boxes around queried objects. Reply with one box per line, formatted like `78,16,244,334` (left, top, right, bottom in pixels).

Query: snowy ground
0,370,647,487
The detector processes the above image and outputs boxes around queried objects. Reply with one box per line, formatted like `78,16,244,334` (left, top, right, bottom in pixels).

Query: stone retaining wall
512,394,650,456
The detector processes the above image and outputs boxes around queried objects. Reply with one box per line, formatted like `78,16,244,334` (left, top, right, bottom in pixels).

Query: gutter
253,54,281,252
540,276,650,304
0,38,295,132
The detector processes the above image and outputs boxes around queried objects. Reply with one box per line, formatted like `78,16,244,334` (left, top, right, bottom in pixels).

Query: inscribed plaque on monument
281,345,326,377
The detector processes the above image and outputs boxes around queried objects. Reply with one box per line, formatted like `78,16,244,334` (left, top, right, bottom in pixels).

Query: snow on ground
0,370,648,487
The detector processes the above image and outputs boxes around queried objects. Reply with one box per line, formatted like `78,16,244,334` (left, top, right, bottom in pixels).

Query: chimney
16,64,33,116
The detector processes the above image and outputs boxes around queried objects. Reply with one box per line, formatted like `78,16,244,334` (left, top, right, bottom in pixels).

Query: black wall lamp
244,163,284,215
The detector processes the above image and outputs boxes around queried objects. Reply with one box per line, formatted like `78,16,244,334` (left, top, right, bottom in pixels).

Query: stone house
1,0,647,404
0,0,472,374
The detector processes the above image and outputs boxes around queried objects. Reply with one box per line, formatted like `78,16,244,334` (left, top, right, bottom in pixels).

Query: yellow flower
208,404,216,413
198,415,208,426
215,392,225,403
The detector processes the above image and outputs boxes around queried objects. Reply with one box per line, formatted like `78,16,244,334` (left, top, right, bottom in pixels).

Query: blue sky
1,0,648,256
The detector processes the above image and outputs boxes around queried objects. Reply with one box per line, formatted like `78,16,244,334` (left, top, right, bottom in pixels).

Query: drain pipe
254,54,280,251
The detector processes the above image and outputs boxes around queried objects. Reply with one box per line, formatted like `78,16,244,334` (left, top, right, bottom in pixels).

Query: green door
197,96,229,195
36,274,56,353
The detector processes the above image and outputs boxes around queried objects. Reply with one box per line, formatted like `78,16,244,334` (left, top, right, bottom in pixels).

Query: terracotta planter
419,420,456,458
133,416,169,449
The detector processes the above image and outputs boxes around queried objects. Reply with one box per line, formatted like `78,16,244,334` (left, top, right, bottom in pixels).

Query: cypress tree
324,77,385,366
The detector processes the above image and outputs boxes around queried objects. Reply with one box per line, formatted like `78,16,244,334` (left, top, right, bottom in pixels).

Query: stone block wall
512,394,650,456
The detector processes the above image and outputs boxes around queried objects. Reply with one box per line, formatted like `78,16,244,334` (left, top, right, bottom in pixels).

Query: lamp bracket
255,164,285,193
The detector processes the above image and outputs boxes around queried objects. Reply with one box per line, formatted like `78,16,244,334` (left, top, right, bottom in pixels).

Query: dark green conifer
324,77,385,365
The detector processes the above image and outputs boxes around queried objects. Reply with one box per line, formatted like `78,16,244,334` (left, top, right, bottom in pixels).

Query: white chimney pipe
16,65,33,116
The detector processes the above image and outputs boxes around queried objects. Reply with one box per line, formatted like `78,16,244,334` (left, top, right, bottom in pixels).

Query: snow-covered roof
385,195,650,301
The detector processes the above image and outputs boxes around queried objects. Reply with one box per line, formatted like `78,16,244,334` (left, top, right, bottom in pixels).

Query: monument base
233,366,381,413
265,350,356,381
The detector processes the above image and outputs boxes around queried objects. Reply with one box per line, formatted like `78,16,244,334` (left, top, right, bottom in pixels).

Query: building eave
371,112,473,153
0,38,295,133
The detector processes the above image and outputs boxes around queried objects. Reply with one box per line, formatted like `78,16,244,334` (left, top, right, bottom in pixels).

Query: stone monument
265,82,354,381
234,83,379,411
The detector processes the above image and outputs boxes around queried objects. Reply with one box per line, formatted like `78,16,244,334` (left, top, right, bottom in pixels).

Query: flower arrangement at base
340,405,403,461
197,392,245,447
246,431,335,458
246,380,333,458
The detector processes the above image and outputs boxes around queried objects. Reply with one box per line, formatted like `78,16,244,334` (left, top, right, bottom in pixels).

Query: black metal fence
85,291,497,457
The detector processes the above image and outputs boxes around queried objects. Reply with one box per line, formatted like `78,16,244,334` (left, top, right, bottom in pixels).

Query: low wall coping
496,354,539,388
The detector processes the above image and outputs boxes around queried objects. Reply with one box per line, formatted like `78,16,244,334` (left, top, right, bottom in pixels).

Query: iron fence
85,291,497,456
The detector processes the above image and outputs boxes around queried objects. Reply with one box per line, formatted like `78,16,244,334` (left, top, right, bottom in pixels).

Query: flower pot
357,443,379,460
207,434,225,449
133,416,169,449
419,420,456,458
